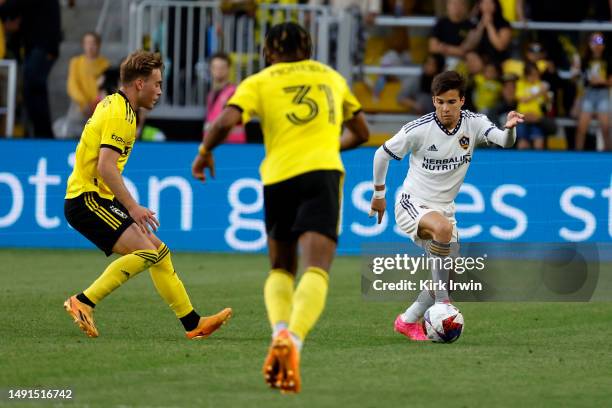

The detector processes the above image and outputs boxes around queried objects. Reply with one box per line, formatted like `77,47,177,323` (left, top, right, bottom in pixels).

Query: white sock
429,240,451,303
289,331,303,352
401,289,434,323
272,321,288,337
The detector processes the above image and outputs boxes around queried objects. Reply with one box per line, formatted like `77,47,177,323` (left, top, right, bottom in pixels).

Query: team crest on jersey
458,134,470,150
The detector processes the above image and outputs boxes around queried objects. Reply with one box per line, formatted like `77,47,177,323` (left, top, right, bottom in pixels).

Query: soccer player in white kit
370,71,524,341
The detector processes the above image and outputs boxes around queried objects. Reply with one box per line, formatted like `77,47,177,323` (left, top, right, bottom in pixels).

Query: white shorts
394,192,459,249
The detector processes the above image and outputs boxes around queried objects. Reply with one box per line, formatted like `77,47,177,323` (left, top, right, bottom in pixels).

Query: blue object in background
0,140,610,254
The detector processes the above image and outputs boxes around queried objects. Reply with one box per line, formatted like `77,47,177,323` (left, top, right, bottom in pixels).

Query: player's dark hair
431,71,466,97
263,22,312,64
120,51,164,85
210,52,232,67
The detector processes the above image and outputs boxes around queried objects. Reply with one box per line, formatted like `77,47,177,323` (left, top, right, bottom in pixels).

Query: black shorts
64,192,134,256
264,170,343,242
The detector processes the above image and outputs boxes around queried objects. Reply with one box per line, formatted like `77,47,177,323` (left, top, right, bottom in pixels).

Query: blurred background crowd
0,0,610,151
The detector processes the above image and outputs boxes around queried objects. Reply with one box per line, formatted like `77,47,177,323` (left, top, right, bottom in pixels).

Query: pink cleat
394,315,428,341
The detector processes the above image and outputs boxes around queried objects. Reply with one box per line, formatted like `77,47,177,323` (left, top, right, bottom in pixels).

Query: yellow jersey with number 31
65,91,138,200
227,60,361,185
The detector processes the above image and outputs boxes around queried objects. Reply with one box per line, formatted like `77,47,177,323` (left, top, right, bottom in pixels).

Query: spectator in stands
0,8,20,60
0,12,5,60
525,40,579,118
504,40,578,118
203,52,245,144
397,53,445,114
515,62,549,149
498,0,524,23
462,50,484,111
465,0,512,64
54,32,109,139
575,32,612,151
428,0,474,68
519,0,586,76
0,0,61,138
490,73,518,127
472,61,502,117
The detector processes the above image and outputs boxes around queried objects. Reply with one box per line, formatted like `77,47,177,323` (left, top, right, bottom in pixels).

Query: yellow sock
264,269,294,330
149,243,194,318
83,249,158,304
288,267,329,341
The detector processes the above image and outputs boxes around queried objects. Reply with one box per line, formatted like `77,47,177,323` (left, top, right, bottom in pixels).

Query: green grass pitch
1,249,611,407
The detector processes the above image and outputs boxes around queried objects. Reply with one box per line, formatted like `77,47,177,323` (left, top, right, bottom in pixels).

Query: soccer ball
423,303,464,343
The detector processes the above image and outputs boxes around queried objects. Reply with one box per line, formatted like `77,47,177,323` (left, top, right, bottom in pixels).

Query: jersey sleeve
341,79,362,121
474,114,497,146
100,117,133,154
474,113,516,148
382,122,420,160
227,75,261,123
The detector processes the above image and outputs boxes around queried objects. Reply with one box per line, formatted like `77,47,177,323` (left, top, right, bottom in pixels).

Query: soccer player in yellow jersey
63,51,231,339
191,22,369,393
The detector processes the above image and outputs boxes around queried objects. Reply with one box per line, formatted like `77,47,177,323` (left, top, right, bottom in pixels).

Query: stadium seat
353,81,406,114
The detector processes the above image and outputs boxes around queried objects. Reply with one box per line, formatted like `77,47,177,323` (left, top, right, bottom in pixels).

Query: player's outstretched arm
369,147,392,224
191,106,242,182
98,147,159,233
340,111,369,151
485,111,524,148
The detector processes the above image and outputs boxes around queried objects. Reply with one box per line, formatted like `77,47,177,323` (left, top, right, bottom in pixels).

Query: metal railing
96,0,135,47
127,1,341,119
122,1,612,134
374,16,612,31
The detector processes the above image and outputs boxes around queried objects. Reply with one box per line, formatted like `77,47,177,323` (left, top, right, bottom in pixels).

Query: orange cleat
262,329,301,394
63,295,99,338
186,308,232,339
262,343,281,390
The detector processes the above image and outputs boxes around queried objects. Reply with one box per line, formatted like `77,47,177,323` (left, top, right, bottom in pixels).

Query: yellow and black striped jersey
227,59,362,185
65,91,138,200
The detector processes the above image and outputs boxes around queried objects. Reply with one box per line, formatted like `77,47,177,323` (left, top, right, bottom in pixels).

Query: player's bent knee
432,220,453,243
113,223,158,255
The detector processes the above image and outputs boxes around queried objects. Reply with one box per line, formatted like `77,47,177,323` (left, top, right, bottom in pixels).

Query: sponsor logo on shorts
109,205,128,219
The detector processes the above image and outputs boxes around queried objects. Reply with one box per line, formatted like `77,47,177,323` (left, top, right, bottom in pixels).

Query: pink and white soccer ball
423,303,464,343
